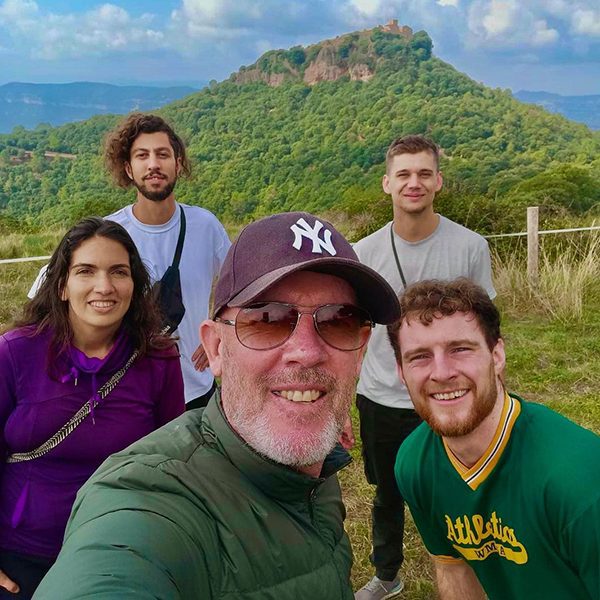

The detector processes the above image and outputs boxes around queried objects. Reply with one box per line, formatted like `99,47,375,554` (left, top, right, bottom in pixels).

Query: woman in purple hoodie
0,217,185,599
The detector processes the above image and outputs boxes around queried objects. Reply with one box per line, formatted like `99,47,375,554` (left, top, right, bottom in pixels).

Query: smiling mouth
274,389,323,403
431,389,468,401
89,300,116,308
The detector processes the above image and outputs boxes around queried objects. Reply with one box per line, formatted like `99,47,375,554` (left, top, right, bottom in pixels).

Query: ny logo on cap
290,218,337,256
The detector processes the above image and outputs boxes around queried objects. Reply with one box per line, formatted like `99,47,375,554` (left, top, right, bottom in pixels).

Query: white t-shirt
30,203,230,403
354,216,496,409
107,204,230,402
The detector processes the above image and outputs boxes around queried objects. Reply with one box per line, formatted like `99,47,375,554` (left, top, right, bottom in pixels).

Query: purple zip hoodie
0,325,185,558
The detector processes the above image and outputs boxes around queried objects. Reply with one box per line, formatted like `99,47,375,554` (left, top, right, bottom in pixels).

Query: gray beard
238,409,341,468
224,368,351,468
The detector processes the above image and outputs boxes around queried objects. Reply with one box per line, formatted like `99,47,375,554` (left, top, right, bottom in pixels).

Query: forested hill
1,23,599,237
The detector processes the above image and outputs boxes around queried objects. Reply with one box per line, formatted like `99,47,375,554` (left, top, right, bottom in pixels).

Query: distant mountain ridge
0,82,198,133
514,90,600,130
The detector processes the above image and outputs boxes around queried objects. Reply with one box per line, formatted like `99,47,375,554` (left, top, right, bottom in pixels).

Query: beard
133,176,176,202
413,364,499,438
223,366,353,469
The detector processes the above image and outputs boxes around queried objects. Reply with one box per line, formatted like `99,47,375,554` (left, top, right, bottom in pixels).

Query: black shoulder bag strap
152,206,187,334
172,206,186,268
389,223,407,289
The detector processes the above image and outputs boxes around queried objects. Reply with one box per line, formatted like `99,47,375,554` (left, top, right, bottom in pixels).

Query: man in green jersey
387,278,599,600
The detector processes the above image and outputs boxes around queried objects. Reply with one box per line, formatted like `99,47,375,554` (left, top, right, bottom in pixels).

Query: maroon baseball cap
213,212,400,324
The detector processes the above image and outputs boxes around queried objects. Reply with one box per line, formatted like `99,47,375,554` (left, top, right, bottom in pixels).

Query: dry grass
493,230,600,322
0,231,64,260
0,262,42,329
341,406,436,598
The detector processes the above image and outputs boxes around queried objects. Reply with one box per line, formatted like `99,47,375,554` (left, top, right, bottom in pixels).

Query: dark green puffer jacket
34,395,354,599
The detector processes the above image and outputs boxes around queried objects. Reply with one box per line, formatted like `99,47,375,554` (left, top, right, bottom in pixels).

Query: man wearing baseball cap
35,212,400,600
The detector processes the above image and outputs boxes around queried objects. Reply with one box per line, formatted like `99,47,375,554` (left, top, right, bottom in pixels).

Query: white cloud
437,0,459,6
0,0,165,59
572,9,600,36
532,20,559,46
170,0,305,38
543,0,571,18
467,0,559,48
349,0,385,17
0,0,37,20
481,0,515,36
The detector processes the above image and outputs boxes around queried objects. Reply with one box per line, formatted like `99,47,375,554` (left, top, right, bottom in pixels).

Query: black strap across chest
389,223,407,288
171,206,186,269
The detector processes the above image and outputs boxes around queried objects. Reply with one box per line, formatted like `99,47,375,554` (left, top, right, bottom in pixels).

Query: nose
430,353,458,382
93,272,115,295
407,173,421,188
147,153,160,170
280,312,327,366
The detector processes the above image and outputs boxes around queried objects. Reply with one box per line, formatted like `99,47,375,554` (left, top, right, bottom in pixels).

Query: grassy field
1,232,599,598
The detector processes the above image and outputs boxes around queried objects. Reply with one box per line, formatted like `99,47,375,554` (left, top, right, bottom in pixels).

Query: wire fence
0,255,51,265
1,215,599,265
485,225,600,239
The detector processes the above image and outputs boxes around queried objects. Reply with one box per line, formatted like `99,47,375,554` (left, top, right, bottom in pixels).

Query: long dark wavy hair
15,217,171,355
104,113,192,188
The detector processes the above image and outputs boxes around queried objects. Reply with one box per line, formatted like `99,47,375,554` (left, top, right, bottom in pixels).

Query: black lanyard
389,223,407,288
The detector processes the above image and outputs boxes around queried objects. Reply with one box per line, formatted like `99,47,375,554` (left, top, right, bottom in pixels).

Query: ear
396,361,406,386
176,156,182,177
124,162,133,180
492,337,506,378
199,319,224,377
60,281,68,301
382,173,391,195
355,339,370,378
435,170,443,192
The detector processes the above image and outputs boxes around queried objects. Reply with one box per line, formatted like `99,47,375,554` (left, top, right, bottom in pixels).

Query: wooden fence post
527,206,539,287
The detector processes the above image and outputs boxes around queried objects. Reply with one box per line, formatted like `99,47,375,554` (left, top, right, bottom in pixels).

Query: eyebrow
395,168,434,175
447,339,479,348
71,262,130,270
132,146,172,153
402,338,480,359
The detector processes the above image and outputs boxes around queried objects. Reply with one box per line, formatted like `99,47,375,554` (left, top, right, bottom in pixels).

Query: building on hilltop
381,19,413,38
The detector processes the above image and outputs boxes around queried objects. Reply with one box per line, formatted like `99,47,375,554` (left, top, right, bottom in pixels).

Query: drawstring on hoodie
59,367,102,425
60,366,79,386
89,373,100,424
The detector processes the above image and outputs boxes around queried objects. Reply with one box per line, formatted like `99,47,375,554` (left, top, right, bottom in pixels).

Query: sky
1,0,599,95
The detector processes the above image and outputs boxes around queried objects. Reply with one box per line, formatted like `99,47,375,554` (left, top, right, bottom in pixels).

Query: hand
192,343,209,371
0,569,19,594
339,415,355,450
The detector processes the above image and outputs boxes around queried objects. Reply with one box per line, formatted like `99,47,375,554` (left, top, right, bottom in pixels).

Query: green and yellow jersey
395,393,600,600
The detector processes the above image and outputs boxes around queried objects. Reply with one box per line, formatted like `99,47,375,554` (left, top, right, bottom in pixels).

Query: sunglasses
215,302,373,351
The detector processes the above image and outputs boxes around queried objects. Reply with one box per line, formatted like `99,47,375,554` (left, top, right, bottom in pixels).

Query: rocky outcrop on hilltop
303,44,350,84
230,20,429,88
